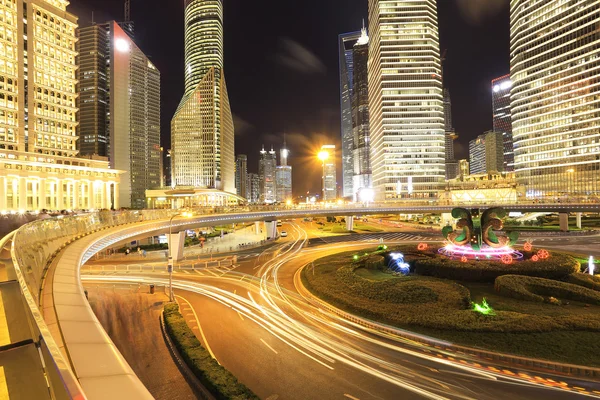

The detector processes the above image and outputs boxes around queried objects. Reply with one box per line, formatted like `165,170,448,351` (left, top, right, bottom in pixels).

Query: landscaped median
301,246,600,367
163,303,259,400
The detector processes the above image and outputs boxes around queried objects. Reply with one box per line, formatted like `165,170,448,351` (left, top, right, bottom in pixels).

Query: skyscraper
352,26,372,200
247,173,261,204
492,75,513,172
321,145,337,201
368,0,445,200
0,0,122,212
469,136,487,175
172,0,235,193
510,0,600,198
259,146,277,203
339,30,361,199
78,22,161,209
235,154,248,199
469,131,504,175
276,141,292,202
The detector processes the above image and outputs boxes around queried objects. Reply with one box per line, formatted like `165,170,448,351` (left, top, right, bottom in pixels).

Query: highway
83,222,600,399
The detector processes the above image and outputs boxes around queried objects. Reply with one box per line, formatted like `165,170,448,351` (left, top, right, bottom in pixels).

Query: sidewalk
95,225,268,262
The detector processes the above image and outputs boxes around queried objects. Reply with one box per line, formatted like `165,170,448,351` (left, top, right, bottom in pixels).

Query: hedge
495,275,600,305
163,303,259,400
414,252,579,283
566,273,600,292
362,254,386,270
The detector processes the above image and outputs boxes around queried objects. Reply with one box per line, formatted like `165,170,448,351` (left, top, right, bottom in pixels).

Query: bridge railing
9,209,177,399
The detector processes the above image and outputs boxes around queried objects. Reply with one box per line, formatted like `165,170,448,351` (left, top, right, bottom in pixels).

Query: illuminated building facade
368,0,445,201
492,75,513,172
78,22,161,209
235,154,248,199
339,30,361,199
247,172,260,204
469,135,486,175
0,0,121,212
352,27,372,200
172,0,235,194
276,142,292,202
259,146,277,203
470,131,504,175
458,159,470,177
321,144,337,201
510,0,600,198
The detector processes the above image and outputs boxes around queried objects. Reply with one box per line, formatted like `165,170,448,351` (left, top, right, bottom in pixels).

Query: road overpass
1,204,599,399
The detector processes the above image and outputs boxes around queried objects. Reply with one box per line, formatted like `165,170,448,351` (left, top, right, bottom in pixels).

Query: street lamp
168,211,193,301
318,151,329,202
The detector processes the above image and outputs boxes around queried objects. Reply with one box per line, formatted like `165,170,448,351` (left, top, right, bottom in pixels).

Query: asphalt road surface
83,222,600,400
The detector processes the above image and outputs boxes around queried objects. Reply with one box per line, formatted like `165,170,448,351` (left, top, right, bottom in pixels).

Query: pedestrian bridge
1,203,599,399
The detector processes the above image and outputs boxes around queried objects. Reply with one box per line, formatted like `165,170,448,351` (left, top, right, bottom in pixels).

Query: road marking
0,293,9,346
194,270,204,276
175,294,220,365
344,394,360,400
236,311,245,321
260,338,278,354
0,366,7,399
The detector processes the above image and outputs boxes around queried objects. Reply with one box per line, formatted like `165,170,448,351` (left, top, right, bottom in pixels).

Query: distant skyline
70,0,510,196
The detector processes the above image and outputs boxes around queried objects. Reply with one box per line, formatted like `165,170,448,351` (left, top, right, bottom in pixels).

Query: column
87,181,93,209
57,179,64,210
18,177,26,210
73,181,80,210
255,221,261,235
0,176,6,210
168,231,186,261
265,221,278,239
113,183,120,209
38,178,46,210
559,213,569,232
104,182,111,209
346,216,354,231
576,212,582,230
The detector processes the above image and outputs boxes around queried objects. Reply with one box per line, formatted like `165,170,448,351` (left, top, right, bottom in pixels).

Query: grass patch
495,275,600,305
567,273,600,291
163,303,259,400
302,248,600,366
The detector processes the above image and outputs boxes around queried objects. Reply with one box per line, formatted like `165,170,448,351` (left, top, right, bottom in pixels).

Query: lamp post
168,211,192,301
318,150,329,202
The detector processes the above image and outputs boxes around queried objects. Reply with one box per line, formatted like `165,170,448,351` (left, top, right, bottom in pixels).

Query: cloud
456,0,508,25
233,114,255,136
275,38,326,75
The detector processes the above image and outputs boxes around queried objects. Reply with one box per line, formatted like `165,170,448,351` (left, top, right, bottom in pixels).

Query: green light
353,255,359,261
472,298,495,316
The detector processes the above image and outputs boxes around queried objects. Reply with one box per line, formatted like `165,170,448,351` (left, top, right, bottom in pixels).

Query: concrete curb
295,265,600,381
159,310,216,400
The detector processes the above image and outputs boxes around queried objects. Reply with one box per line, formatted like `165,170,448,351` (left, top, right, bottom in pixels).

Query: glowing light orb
388,253,410,275
501,255,513,265
537,249,550,260
472,298,495,315
531,255,539,262
461,256,468,263
417,243,428,251
524,242,533,252
590,256,595,276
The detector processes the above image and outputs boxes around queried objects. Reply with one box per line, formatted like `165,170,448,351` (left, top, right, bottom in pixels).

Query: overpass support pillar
168,231,186,261
255,221,261,235
441,213,453,228
576,212,582,229
559,213,569,232
265,221,278,239
346,216,354,232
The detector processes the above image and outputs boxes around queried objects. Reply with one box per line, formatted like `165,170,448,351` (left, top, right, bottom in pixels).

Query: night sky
70,0,510,196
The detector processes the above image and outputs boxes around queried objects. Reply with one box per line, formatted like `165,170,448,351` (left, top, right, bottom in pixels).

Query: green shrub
163,303,259,400
495,275,600,305
566,273,600,292
363,254,385,270
414,252,579,283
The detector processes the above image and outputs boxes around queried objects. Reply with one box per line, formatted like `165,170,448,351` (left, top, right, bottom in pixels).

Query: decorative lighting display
387,253,410,276
441,207,522,262
537,249,550,260
532,255,539,262
524,241,533,252
589,256,595,276
417,243,429,251
472,298,495,316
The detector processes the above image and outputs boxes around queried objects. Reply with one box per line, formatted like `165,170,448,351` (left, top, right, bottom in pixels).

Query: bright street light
168,211,194,301
318,151,329,162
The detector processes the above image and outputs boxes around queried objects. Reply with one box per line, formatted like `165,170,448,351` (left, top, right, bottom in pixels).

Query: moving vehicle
280,231,288,237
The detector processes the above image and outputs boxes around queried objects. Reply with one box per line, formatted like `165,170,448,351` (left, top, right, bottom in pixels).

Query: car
277,221,283,227
280,231,288,237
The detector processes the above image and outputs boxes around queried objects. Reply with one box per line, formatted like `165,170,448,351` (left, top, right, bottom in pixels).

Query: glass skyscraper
339,31,361,199
492,74,513,172
510,0,600,199
368,0,445,200
172,0,235,193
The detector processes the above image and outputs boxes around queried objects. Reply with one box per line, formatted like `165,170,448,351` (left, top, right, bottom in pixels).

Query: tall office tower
259,146,277,203
172,0,235,193
247,173,260,203
321,145,337,201
443,88,459,180
469,131,504,175
492,75,513,172
469,135,486,175
0,0,121,212
78,22,161,209
458,159,470,177
368,0,446,200
235,154,248,199
511,1,600,198
276,141,292,202
351,27,372,200
164,149,172,188
339,30,362,199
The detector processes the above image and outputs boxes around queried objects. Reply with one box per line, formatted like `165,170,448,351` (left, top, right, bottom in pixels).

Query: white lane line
205,268,220,277
175,294,220,365
259,338,278,355
194,270,204,276
344,394,360,400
